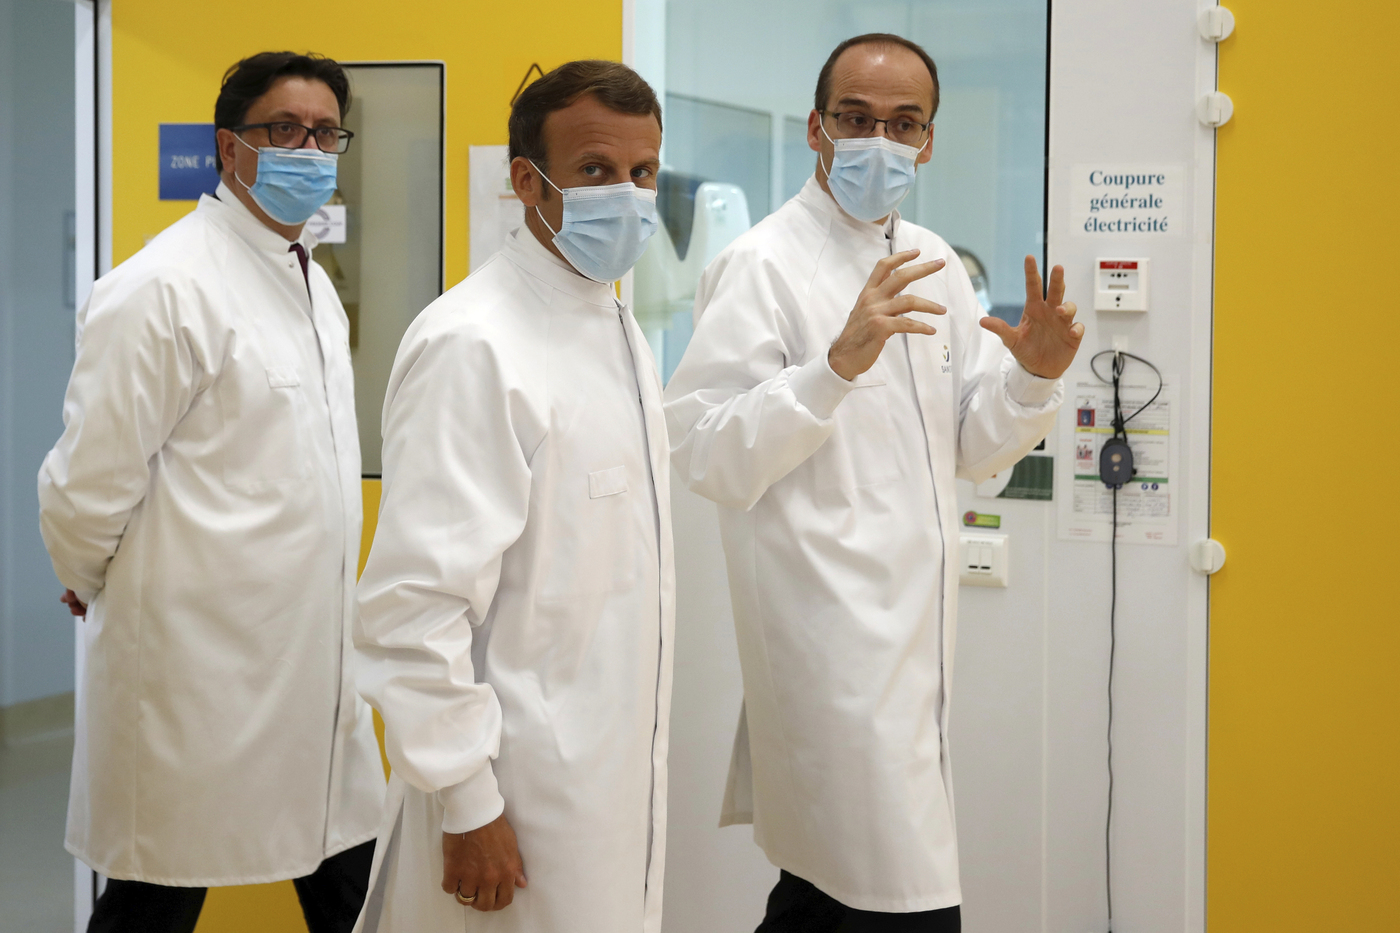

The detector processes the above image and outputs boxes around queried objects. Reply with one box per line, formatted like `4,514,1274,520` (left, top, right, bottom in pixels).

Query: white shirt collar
201,181,320,254
499,225,618,309
795,175,903,244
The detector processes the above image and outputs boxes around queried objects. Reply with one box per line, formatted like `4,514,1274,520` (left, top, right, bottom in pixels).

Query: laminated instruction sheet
1057,378,1178,546
469,145,522,273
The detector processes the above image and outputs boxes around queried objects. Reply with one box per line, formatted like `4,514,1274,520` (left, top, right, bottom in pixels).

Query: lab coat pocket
265,366,301,389
219,364,313,491
588,466,629,498
539,466,638,601
813,379,904,491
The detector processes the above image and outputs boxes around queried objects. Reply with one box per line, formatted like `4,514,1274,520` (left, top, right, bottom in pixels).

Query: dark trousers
87,839,375,933
756,870,961,933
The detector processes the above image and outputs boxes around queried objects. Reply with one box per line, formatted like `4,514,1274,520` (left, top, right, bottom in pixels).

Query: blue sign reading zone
159,123,219,200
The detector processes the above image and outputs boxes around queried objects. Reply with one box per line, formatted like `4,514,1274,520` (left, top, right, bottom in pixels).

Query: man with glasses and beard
39,52,383,933
664,33,1083,932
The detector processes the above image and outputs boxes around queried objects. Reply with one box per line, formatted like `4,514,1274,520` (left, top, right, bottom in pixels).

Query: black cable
1090,350,1164,429
1107,483,1117,932
1090,349,1160,933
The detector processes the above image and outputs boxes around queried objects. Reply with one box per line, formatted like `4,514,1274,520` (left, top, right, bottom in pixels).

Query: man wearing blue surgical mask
665,34,1084,933
354,60,674,933
39,52,383,933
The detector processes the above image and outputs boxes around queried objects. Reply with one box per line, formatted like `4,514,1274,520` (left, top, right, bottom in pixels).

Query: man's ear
917,124,935,165
215,128,240,179
806,109,823,153
510,157,543,208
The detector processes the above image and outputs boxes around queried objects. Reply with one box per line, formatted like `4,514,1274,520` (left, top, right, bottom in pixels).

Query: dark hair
508,60,661,186
214,52,351,172
814,34,940,120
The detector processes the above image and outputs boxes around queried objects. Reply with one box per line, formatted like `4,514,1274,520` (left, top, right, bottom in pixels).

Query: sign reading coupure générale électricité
1070,163,1185,236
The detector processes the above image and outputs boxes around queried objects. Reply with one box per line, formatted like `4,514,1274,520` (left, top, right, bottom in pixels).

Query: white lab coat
354,228,674,933
37,183,385,885
664,177,1063,912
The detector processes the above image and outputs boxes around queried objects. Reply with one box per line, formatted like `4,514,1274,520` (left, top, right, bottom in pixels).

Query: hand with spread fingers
828,249,948,382
979,255,1084,380
441,813,528,912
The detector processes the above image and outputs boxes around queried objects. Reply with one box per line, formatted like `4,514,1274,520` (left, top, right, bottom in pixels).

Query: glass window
634,0,1048,381
664,94,772,223
312,63,444,475
0,0,78,924
781,115,814,205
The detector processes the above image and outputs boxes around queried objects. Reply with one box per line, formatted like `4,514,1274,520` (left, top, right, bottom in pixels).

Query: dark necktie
289,242,310,294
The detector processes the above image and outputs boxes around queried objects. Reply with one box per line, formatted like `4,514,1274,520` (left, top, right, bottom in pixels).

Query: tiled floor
0,731,74,932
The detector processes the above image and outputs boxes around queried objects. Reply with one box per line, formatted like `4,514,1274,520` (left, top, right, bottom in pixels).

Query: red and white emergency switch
1094,258,1150,312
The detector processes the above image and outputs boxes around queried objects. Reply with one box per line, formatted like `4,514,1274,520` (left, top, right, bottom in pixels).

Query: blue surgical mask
820,123,922,223
531,162,659,284
234,134,339,225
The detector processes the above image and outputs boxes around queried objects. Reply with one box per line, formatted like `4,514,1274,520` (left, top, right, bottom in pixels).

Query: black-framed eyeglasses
233,122,354,154
821,110,932,148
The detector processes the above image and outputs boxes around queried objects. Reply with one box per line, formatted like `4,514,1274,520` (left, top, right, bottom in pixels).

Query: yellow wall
362,479,392,784
110,4,621,929
112,0,623,276
1210,2,1400,929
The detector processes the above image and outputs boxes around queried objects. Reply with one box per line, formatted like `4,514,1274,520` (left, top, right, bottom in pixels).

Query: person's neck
814,162,890,226
220,171,305,242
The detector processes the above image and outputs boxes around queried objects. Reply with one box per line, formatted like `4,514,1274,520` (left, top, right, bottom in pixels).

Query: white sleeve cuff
789,352,857,421
1006,362,1060,408
48,554,103,608
437,762,506,834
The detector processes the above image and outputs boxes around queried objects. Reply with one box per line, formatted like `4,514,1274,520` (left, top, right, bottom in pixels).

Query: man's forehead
543,100,661,159
248,77,340,120
257,105,339,123
830,44,934,107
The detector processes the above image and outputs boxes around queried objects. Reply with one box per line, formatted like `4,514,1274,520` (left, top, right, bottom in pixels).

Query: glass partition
0,0,78,926
634,0,1048,382
663,94,772,223
313,63,444,476
780,115,812,205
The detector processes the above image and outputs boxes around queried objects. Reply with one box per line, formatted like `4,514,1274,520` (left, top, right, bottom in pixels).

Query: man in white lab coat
353,60,673,933
664,34,1084,932
39,53,384,933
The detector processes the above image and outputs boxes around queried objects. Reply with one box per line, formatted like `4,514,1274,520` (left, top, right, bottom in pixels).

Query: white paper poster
1058,379,1178,545
305,203,346,244
469,145,522,273
1070,163,1185,237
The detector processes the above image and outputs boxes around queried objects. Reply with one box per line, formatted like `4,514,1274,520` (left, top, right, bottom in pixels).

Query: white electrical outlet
959,533,1009,588
1094,258,1149,312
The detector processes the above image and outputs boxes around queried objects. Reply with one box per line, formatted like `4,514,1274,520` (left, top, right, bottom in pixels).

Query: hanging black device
1091,349,1162,489
1099,436,1134,487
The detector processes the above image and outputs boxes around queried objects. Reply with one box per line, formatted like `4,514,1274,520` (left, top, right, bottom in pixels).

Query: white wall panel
637,2,1216,930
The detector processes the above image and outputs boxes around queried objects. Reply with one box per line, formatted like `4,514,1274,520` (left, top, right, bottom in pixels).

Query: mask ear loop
231,132,261,193
917,126,933,160
529,160,566,236
818,120,836,178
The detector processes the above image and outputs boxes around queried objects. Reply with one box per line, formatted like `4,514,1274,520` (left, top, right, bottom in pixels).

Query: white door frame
72,1,110,927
